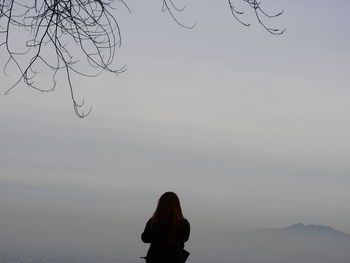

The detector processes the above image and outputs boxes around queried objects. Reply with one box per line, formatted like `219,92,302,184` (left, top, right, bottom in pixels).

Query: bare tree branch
162,0,196,29
0,0,285,118
228,0,285,35
1,0,127,117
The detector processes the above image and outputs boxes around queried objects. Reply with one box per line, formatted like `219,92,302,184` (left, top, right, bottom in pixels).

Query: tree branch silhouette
0,0,284,117
228,0,285,35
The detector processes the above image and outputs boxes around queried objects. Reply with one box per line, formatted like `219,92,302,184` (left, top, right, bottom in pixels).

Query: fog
2,199,350,263
1,0,350,262
198,230,350,263
1,117,349,262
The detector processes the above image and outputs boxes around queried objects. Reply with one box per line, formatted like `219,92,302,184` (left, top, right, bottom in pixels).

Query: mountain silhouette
234,223,350,263
285,223,349,236
258,223,350,240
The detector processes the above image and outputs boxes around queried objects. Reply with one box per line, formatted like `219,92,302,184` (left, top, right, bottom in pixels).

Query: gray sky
1,0,350,260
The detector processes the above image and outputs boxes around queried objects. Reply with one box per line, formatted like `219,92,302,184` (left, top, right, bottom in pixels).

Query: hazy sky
0,0,350,261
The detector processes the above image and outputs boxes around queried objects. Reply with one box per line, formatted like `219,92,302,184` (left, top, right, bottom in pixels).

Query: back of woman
141,192,190,263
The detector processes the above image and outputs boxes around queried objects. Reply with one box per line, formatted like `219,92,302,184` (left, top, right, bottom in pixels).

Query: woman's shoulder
181,218,190,227
182,217,189,223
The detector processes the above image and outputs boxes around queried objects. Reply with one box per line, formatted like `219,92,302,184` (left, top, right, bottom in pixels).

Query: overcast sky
0,0,350,261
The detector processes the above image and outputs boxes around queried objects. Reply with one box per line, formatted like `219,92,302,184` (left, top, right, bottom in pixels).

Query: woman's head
152,192,184,225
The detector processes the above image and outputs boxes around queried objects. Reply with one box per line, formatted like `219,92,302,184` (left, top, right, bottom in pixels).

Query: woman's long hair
151,192,184,245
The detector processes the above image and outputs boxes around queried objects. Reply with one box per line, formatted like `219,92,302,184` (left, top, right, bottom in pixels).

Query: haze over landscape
1,0,350,262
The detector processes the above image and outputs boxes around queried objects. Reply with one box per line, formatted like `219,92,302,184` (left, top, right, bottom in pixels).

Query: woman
141,192,190,263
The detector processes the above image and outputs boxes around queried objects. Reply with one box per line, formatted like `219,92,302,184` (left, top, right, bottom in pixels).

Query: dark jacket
141,218,190,263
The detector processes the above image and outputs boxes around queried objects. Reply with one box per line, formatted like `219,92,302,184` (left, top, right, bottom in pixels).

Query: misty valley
1,223,349,263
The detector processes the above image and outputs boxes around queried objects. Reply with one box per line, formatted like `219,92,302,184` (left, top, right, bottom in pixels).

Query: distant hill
232,223,350,263
259,223,350,239
286,223,350,236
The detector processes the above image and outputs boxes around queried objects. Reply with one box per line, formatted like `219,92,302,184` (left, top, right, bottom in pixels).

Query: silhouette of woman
141,192,190,263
